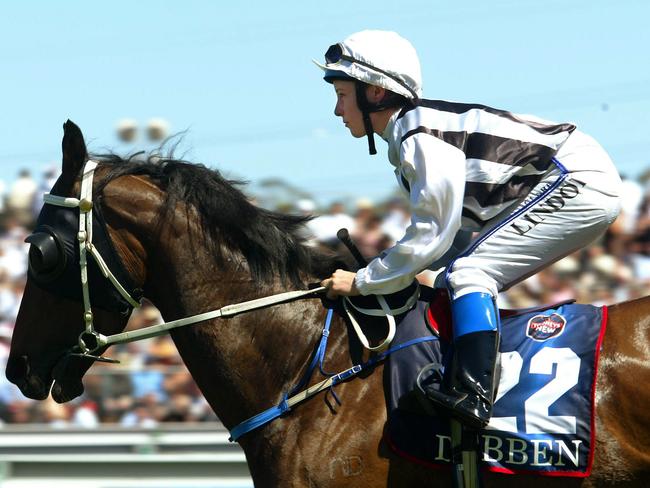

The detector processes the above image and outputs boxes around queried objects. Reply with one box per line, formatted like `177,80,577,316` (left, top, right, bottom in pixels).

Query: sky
1,0,649,206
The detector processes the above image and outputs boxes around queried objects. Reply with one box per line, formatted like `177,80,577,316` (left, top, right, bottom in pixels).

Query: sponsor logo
526,313,566,341
433,434,583,468
511,177,587,236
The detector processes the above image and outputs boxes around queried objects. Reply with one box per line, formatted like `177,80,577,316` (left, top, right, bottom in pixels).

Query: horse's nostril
6,355,29,384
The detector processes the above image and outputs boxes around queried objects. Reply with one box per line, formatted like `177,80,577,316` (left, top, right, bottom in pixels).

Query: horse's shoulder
598,295,650,364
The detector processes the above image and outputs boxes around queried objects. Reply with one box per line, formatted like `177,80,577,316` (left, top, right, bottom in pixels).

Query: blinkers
25,225,67,283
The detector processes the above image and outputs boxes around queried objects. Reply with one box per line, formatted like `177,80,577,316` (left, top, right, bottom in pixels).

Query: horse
6,121,650,487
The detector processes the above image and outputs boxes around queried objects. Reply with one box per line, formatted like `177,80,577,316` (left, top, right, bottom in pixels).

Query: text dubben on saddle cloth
317,30,622,429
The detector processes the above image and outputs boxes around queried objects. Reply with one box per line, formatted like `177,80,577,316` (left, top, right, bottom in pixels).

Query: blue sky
1,0,649,205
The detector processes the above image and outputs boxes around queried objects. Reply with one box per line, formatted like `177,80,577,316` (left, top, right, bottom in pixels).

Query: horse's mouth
50,354,86,403
6,355,50,401
17,375,84,403
51,377,85,403
16,373,52,401
8,353,86,403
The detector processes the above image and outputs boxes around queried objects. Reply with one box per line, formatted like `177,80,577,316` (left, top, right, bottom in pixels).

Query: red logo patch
526,313,566,341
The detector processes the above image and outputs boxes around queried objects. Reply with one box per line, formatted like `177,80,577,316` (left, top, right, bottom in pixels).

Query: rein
40,160,399,363
89,286,327,352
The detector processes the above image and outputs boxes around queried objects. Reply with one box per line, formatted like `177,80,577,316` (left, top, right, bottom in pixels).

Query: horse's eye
25,232,66,280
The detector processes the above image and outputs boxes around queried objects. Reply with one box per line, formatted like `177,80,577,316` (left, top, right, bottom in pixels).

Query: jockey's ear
61,120,88,177
365,85,387,105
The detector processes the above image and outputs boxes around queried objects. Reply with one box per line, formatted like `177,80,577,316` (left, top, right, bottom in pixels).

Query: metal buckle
77,330,108,354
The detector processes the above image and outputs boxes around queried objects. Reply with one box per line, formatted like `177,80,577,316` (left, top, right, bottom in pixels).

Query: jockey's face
332,80,366,138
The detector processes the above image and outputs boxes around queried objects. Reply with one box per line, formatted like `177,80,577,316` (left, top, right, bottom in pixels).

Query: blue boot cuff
452,292,499,340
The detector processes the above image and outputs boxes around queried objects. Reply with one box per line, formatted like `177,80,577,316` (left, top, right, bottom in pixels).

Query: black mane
93,153,341,286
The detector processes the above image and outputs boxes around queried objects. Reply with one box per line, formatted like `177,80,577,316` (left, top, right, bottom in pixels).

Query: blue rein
229,308,437,442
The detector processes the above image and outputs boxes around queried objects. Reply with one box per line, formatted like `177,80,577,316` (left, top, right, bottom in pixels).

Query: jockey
317,30,622,429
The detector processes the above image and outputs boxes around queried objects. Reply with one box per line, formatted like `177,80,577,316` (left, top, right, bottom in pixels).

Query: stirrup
414,362,446,416
423,385,490,429
417,366,492,429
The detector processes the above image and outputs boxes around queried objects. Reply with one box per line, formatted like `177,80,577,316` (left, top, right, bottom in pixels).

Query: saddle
372,288,606,478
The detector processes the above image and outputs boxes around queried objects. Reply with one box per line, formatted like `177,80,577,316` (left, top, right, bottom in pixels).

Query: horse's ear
61,120,88,176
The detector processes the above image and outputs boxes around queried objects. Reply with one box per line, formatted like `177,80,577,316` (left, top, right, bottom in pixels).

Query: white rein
43,161,399,359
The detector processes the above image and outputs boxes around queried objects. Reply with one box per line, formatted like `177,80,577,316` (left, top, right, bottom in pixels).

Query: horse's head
8,122,344,414
6,121,146,403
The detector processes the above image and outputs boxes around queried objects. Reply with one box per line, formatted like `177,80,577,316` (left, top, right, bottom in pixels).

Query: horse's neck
104,177,342,432
145,236,332,430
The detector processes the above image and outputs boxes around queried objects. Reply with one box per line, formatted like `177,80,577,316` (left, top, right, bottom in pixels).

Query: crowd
0,164,649,427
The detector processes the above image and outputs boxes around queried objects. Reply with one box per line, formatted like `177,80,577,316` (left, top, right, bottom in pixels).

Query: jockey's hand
321,269,360,299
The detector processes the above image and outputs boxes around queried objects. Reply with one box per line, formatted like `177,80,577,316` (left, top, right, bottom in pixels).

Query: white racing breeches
445,131,622,299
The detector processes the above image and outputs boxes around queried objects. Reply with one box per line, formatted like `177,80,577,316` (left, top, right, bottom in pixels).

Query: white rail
0,423,252,488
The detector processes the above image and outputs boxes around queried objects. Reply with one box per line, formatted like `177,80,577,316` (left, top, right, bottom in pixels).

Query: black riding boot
419,330,499,429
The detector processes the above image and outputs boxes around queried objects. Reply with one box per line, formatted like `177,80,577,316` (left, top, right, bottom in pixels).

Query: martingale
385,293,606,477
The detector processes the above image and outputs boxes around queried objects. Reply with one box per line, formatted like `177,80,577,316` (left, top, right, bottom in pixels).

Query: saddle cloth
383,290,606,477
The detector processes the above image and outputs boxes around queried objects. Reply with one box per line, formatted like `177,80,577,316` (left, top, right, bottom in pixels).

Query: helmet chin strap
355,81,412,156
355,82,377,155
362,113,377,155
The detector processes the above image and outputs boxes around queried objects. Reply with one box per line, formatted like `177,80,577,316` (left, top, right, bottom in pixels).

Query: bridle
38,160,142,360
33,160,408,364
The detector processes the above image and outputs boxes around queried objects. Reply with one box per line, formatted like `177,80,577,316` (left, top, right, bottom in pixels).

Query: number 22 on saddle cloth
385,290,607,477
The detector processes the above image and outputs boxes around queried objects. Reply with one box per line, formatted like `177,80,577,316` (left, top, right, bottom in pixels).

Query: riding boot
418,292,500,430
423,330,499,429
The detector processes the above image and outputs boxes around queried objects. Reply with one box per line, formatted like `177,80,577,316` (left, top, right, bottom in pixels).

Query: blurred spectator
294,198,319,245
32,165,60,217
295,198,316,215
72,400,100,428
5,400,35,424
40,398,71,428
351,200,388,258
308,201,355,248
117,119,138,143
381,197,410,243
130,363,167,402
161,393,193,422
6,169,37,227
120,397,159,428
146,118,170,142
618,174,644,233
629,194,650,281
0,179,6,213
0,218,29,281
0,277,24,320
0,323,11,360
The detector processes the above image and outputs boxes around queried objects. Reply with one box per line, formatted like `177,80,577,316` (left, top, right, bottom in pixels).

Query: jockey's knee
445,258,499,300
